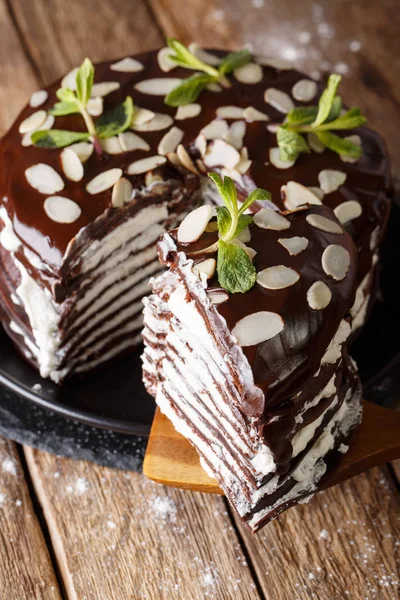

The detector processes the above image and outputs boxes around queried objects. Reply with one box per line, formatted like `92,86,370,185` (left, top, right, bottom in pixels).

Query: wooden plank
233,466,400,600
25,447,261,600
9,0,164,84
148,0,400,162
0,438,62,599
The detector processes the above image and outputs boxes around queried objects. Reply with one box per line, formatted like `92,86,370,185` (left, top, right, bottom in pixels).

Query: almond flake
201,119,229,140
61,67,78,90
101,136,123,154
127,156,167,175
196,159,207,174
234,62,263,84
307,281,332,310
225,121,246,150
206,82,222,92
131,106,156,127
86,168,122,194
232,312,284,346
133,113,173,132
69,142,94,163
91,81,120,97
334,200,362,225
257,265,299,290
110,57,144,72
29,90,48,108
216,106,245,119
264,88,294,113
269,147,295,169
307,132,325,153
188,43,221,66
307,186,325,200
25,164,64,195
19,110,47,134
322,244,350,280
157,47,177,72
44,196,81,223
318,170,347,194
207,289,229,304
340,135,362,163
175,103,201,120
267,123,279,133
306,214,343,234
176,144,200,175
194,133,207,157
21,113,55,147
134,78,182,95
177,205,213,244
292,79,318,102
254,209,290,231
111,177,133,207
193,258,216,279
118,131,150,152
166,152,181,167
278,236,309,255
282,181,322,210
255,56,292,70
243,106,270,122
87,97,103,116
61,148,84,182
158,126,184,155
204,139,241,169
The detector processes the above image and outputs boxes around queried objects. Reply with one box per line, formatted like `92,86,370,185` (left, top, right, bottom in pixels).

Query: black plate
1,199,399,436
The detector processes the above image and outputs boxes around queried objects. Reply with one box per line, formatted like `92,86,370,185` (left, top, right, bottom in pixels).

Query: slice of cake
142,174,362,532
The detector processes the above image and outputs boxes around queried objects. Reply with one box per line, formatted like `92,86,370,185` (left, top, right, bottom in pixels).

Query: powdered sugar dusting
2,458,17,476
152,495,178,523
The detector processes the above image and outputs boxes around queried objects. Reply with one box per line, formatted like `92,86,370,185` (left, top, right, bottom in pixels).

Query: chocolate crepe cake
0,42,391,382
142,176,362,531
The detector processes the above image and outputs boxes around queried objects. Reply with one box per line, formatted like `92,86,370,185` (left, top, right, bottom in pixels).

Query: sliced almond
111,177,133,207
176,144,200,175
86,168,122,194
91,81,120,97
157,126,184,155
100,136,123,154
166,152,181,167
225,121,246,150
21,113,55,147
61,67,78,90
61,148,84,182
216,106,245,119
69,142,94,163
87,97,103,116
204,139,241,169
131,106,156,127
232,312,284,346
340,135,362,163
307,281,332,310
307,186,325,201
29,90,48,108
110,57,144,72
133,113,173,132
194,133,207,157
118,131,150,152
193,258,216,279
318,170,347,194
269,147,295,169
19,110,47,134
306,214,343,234
157,47,177,72
234,62,263,84
322,244,350,281
127,155,167,175
25,164,64,195
44,196,81,224
243,106,270,122
134,78,182,95
206,82,223,93
307,132,325,153
175,103,201,120
196,159,207,174
254,209,290,231
177,205,213,244
292,79,318,102
188,43,221,66
255,56,292,70
334,200,362,225
267,123,280,133
207,288,229,305
278,236,309,255
282,181,322,210
257,265,299,290
264,88,294,113
201,119,229,140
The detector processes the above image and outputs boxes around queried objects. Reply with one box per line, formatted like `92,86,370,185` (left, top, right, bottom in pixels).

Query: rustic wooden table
0,0,399,598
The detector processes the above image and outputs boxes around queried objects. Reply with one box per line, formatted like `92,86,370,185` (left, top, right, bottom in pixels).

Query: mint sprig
164,39,251,107
32,58,133,151
277,74,367,163
207,172,270,294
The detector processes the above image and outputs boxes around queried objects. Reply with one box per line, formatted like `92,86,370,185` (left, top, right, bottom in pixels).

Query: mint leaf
277,126,310,162
50,101,80,116
76,58,94,106
32,129,90,148
95,96,134,138
239,188,272,214
217,240,256,293
167,38,219,78
318,108,367,131
286,106,318,126
208,172,237,214
216,206,231,238
313,74,341,127
327,96,342,121
165,73,215,106
316,131,362,157
234,214,253,237
218,49,251,75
